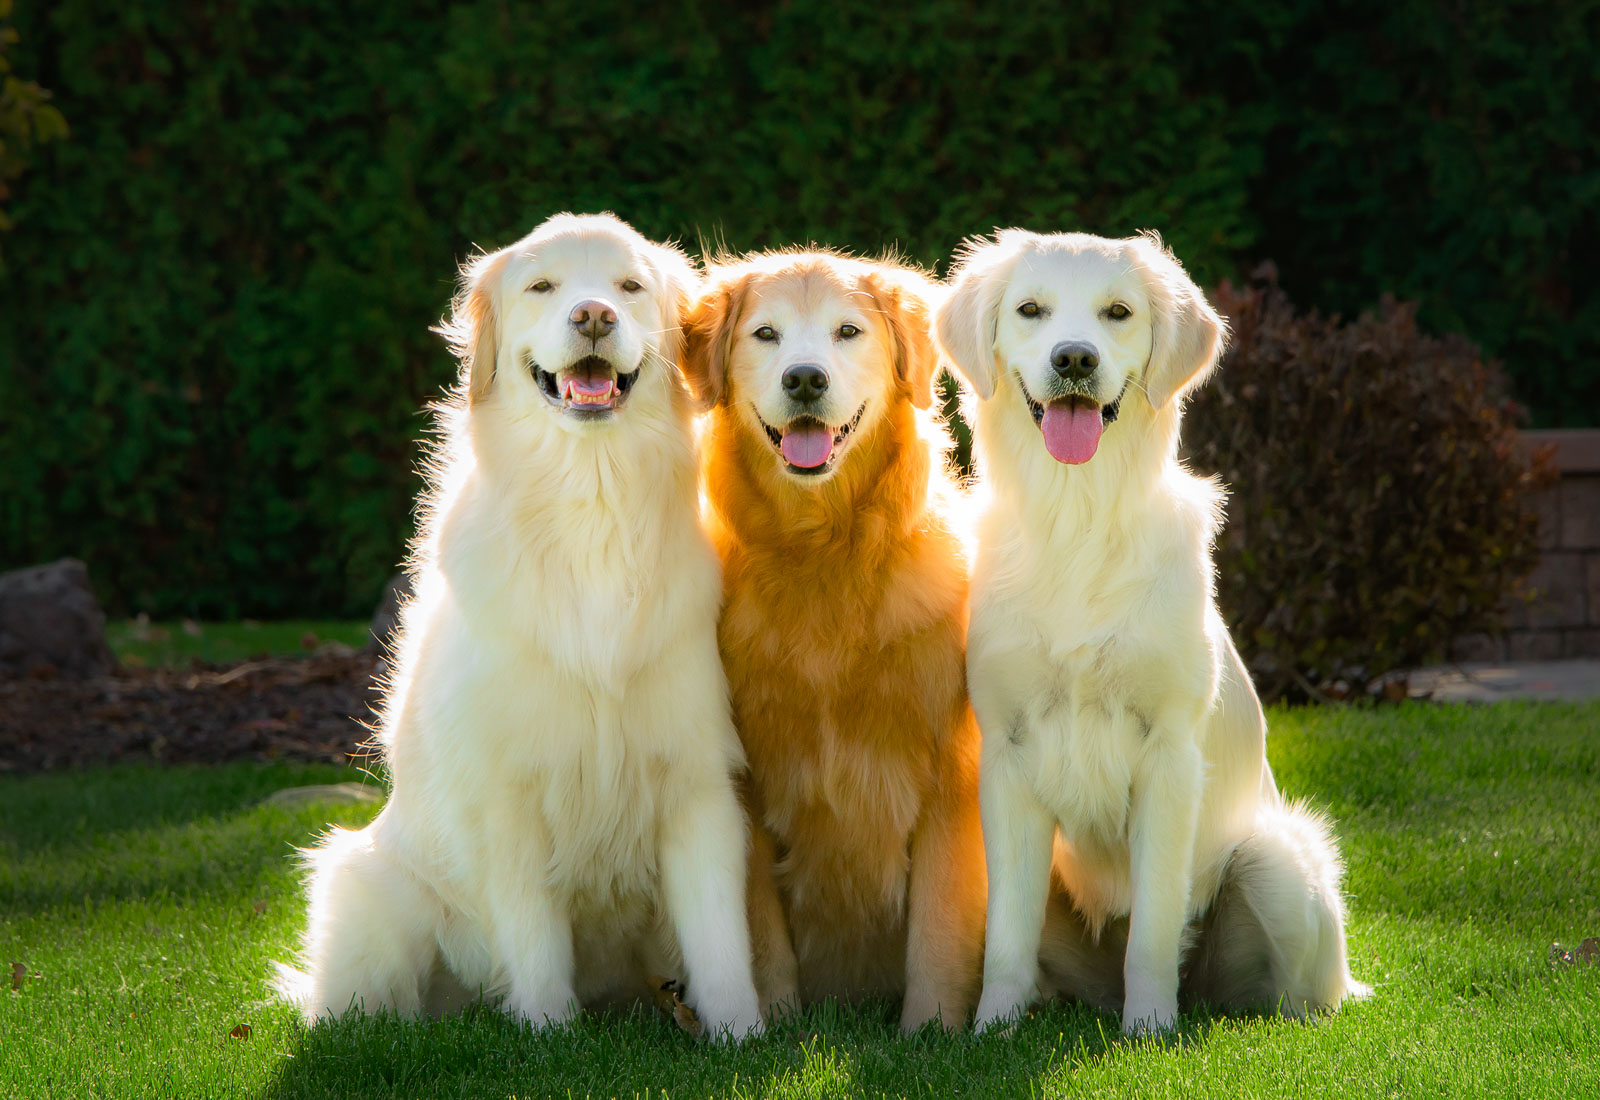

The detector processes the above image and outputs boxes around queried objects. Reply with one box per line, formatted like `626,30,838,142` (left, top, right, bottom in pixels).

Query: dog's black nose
1051,341,1099,381
782,363,829,402
570,299,617,341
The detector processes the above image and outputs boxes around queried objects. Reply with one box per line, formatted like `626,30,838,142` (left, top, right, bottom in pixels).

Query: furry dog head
441,212,698,434
682,252,941,484
937,230,1226,466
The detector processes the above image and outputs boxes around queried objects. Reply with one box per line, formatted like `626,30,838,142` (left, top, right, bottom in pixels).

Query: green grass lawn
106,619,372,668
3,702,1597,1098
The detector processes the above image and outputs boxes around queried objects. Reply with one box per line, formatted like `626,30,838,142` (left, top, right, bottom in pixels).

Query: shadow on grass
0,766,381,915
259,997,1230,1100
0,762,378,855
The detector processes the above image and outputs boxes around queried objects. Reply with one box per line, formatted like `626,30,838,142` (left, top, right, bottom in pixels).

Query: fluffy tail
1217,799,1370,1013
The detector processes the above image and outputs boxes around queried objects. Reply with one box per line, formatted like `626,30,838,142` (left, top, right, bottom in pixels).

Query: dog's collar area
752,402,867,477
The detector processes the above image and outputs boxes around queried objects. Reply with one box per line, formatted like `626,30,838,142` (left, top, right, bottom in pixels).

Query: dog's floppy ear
935,236,1016,400
442,247,511,405
1134,233,1229,409
681,269,752,412
864,265,942,410
647,239,701,375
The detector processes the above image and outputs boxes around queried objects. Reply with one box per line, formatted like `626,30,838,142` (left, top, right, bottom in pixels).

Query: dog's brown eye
754,325,778,342
528,279,553,294
1106,302,1132,320
1018,301,1041,318
620,278,643,293
837,323,861,340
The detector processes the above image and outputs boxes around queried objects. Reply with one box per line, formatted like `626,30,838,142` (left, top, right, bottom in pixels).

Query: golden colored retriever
682,251,986,1031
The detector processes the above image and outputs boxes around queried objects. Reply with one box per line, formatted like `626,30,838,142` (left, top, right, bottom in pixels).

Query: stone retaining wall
1453,430,1600,661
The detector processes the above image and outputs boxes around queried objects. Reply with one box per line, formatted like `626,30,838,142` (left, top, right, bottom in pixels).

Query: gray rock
368,570,412,655
0,559,115,679
262,782,385,808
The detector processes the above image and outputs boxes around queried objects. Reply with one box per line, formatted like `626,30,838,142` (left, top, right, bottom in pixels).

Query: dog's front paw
757,970,801,1025
701,1009,765,1043
900,997,964,1035
1120,995,1178,1037
762,990,802,1024
508,990,579,1031
696,989,766,1043
973,985,1030,1036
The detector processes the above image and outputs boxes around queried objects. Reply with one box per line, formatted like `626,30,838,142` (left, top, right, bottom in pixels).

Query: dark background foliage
0,0,67,261
1,0,1591,620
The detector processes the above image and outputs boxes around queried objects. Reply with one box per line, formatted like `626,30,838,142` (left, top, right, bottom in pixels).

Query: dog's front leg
901,713,987,1032
973,757,1056,1033
1123,729,1203,1035
484,840,579,1029
661,780,765,1040
744,803,801,1020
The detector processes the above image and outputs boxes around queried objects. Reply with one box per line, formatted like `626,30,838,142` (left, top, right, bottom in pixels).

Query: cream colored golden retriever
936,229,1366,1035
278,213,763,1039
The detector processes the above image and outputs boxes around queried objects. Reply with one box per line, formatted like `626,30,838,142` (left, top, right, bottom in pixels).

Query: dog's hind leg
1184,801,1368,1016
283,824,442,1023
1036,890,1127,1015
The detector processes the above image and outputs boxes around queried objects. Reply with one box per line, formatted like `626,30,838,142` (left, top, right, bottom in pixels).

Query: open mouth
533,354,639,418
754,402,867,476
1018,375,1122,466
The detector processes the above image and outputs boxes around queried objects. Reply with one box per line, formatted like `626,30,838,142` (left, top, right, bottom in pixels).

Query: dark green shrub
1185,271,1549,701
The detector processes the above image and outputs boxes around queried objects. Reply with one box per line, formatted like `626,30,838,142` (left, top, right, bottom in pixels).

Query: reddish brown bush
1185,269,1550,700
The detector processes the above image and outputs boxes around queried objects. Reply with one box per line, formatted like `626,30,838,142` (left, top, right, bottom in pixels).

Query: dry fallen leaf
229,1023,252,1040
1548,937,1600,970
649,977,704,1039
672,999,703,1038
252,900,268,914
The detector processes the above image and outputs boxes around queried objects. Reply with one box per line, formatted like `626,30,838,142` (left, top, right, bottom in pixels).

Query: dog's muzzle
1018,372,1125,466
531,354,640,419
754,402,867,477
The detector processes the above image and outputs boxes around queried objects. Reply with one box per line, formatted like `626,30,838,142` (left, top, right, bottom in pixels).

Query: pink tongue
781,425,835,468
1040,402,1103,464
568,374,612,397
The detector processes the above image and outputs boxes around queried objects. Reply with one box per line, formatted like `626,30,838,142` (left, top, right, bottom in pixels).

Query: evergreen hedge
2,0,1592,618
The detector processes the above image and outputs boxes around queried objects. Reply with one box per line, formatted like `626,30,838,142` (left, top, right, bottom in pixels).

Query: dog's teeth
563,380,617,406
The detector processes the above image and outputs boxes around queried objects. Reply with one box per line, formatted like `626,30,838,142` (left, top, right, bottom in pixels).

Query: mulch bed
0,652,384,773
